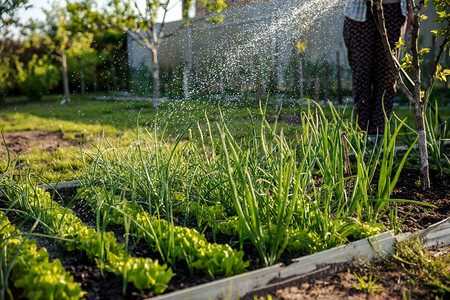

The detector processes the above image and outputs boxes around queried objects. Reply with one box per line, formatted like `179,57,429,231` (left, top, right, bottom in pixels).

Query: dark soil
388,167,449,233
265,114,301,125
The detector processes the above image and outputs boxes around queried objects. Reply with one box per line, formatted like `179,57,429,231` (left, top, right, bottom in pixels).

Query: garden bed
1,103,449,299
250,245,450,299
1,166,448,299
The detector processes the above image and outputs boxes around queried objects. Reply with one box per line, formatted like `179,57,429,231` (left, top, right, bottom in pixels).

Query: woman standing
343,0,413,136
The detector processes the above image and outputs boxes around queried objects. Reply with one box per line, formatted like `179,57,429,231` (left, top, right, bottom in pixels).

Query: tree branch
424,36,449,101
134,27,149,44
373,0,414,102
409,6,422,102
158,0,170,40
124,26,154,51
133,0,146,21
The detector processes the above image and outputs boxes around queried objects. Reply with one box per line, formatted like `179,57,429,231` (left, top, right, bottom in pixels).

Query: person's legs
369,4,406,134
343,16,377,132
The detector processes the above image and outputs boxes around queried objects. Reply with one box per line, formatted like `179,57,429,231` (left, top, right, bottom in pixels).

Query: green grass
0,147,85,184
1,95,304,141
1,94,449,184
2,94,448,139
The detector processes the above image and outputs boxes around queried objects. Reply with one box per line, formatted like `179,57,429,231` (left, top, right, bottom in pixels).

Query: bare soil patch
389,168,449,232
265,114,302,125
0,130,82,155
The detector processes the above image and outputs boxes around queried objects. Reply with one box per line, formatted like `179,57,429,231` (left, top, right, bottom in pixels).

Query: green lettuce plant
9,185,173,294
76,186,249,278
0,212,84,300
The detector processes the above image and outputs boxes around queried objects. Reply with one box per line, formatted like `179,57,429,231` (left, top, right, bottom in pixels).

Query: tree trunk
254,55,261,102
93,69,98,95
299,55,304,99
373,0,431,190
80,71,86,95
61,52,70,104
314,75,319,102
292,43,299,99
183,66,189,100
336,51,343,104
323,62,329,101
151,48,160,109
413,101,430,190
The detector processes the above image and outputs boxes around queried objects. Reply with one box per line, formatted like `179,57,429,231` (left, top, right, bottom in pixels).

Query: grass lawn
1,94,448,183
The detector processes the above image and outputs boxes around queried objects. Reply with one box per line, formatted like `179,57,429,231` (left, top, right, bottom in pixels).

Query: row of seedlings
8,185,173,295
75,186,249,278
0,211,84,299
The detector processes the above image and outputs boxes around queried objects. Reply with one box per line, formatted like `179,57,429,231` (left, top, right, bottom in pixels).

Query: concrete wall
127,0,447,94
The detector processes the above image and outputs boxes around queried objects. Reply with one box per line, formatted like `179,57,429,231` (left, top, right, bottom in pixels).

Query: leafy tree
0,0,30,101
104,0,227,105
0,56,15,100
65,0,129,93
29,1,96,103
0,0,30,37
16,54,60,100
373,0,449,189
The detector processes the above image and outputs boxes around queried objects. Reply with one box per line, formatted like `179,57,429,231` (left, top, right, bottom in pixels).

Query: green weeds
394,239,449,297
425,101,450,174
352,273,383,294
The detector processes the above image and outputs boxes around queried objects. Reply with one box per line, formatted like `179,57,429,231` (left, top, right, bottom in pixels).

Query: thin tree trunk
254,55,261,102
314,75,319,102
323,62,329,101
183,66,189,100
112,66,117,91
292,42,299,98
61,52,70,104
151,48,160,109
299,55,304,99
373,0,431,189
336,51,343,104
413,101,430,189
93,69,98,95
80,71,86,95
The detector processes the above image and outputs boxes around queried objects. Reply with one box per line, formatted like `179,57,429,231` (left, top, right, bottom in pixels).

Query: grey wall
127,0,446,94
